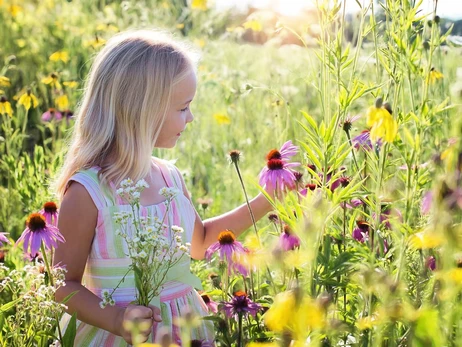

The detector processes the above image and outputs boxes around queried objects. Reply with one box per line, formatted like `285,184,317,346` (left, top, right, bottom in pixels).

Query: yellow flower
63,81,79,89
191,0,207,10
84,36,106,49
7,5,22,17
42,73,62,90
409,230,444,249
193,38,206,48
49,51,69,63
427,67,444,84
213,113,231,124
55,95,69,110
264,290,325,339
357,314,382,330
243,20,263,32
176,23,185,29
16,39,26,48
96,24,119,32
0,76,11,87
0,96,13,117
18,90,39,111
367,98,398,143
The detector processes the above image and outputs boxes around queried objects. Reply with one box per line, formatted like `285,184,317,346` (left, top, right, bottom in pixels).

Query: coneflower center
218,230,236,244
43,201,58,213
234,290,247,297
266,149,281,161
201,294,211,304
27,213,46,231
267,159,284,170
356,220,369,230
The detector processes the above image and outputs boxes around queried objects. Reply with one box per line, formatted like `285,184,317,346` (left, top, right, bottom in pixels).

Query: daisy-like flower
0,96,13,117
352,130,374,151
200,293,218,313
367,98,398,144
18,89,39,111
0,232,10,247
330,176,350,192
341,114,361,133
41,73,62,90
205,230,246,274
222,291,261,319
352,220,369,243
16,213,65,255
259,158,299,191
41,108,63,122
40,202,59,226
279,225,301,251
427,67,444,84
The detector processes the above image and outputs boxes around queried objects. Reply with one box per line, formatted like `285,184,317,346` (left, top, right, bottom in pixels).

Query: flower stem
232,161,259,241
41,244,54,287
237,313,243,347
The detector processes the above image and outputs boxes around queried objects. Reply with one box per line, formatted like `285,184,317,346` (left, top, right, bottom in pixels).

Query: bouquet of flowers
100,178,191,308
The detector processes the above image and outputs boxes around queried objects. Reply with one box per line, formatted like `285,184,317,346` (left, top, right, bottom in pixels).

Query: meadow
1,0,462,346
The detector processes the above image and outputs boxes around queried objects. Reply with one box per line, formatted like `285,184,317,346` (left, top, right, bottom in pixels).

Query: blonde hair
54,29,197,200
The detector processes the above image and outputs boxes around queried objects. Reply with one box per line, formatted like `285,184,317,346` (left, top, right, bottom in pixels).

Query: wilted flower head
222,291,261,318
426,256,436,271
330,176,350,192
228,150,242,164
341,114,361,133
40,201,59,226
16,213,65,255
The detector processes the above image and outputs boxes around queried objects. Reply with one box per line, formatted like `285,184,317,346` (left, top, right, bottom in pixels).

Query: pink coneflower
0,232,10,247
340,198,364,209
16,213,65,255
299,183,317,197
200,294,219,313
278,140,299,161
352,130,383,150
376,206,403,229
259,159,299,191
279,225,301,251
352,220,369,243
40,201,59,226
205,230,246,274
222,291,261,319
330,176,350,192
41,108,63,122
24,252,43,262
421,191,433,214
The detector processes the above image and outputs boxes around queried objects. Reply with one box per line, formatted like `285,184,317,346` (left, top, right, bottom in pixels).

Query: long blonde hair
54,29,197,200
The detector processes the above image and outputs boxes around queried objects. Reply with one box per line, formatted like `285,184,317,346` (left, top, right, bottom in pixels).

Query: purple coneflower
16,212,65,255
201,294,219,313
222,291,261,319
279,225,301,251
278,140,299,161
352,220,369,243
40,201,59,227
0,232,10,247
205,230,246,274
352,130,383,151
340,198,364,209
330,176,351,192
300,183,317,197
421,191,433,215
259,158,299,191
41,108,63,122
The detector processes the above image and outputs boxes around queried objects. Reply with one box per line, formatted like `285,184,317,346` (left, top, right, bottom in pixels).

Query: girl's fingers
148,305,162,322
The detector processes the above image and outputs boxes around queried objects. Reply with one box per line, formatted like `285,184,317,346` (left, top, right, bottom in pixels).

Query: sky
216,0,462,20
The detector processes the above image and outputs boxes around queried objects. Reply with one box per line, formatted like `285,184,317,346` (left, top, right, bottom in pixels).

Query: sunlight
273,0,313,17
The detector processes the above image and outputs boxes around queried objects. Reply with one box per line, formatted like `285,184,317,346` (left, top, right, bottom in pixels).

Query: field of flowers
1,0,462,346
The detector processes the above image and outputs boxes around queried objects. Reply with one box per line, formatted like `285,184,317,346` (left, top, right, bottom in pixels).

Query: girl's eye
180,107,189,112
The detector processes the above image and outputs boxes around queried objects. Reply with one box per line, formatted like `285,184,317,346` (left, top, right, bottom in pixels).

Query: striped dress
59,158,215,346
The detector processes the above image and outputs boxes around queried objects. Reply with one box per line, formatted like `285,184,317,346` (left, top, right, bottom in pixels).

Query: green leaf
0,298,21,313
62,312,77,347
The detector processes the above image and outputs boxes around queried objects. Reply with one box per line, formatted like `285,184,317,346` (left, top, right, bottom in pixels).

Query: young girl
53,29,274,346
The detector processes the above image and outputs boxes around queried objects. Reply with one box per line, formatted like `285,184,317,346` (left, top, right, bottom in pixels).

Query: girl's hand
116,304,162,344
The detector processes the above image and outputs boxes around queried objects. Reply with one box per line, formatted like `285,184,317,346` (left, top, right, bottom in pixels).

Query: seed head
228,150,241,164
43,201,58,213
375,97,383,109
27,213,46,231
218,230,236,245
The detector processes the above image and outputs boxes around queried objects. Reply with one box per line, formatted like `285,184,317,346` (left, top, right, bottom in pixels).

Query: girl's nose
187,110,194,123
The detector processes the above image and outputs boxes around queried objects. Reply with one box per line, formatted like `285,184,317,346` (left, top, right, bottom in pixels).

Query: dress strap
66,168,116,210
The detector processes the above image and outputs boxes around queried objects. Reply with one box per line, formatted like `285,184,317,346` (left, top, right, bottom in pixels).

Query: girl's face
155,69,197,148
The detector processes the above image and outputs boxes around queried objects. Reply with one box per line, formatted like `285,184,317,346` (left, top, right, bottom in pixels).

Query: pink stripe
96,212,110,258
171,200,180,227
170,300,182,342
104,334,117,347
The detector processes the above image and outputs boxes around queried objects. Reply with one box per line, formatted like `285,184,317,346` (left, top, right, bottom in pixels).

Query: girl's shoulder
151,156,184,189
66,166,114,210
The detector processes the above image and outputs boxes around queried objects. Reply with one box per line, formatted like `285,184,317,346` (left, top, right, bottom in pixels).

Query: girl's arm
53,182,158,343
176,172,274,260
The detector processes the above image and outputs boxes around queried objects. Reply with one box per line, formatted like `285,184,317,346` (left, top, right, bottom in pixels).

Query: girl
53,29,274,346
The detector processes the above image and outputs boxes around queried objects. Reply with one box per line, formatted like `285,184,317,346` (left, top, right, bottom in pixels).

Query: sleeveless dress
59,158,215,346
